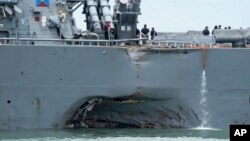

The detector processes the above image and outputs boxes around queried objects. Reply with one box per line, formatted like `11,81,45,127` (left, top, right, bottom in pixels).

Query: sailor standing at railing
202,26,210,36
136,28,140,38
104,21,111,40
150,27,158,40
135,28,141,45
141,24,150,44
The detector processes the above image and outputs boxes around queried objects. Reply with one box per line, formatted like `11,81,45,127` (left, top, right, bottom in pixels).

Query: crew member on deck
150,27,158,40
141,24,150,43
136,28,140,38
110,28,116,39
202,26,210,36
212,25,218,35
104,21,111,40
110,27,116,45
136,28,140,45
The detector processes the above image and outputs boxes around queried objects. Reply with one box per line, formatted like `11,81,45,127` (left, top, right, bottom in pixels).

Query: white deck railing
0,38,147,47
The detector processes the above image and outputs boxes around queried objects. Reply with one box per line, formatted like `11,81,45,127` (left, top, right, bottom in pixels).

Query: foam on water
1,137,228,141
192,127,221,131
199,70,210,128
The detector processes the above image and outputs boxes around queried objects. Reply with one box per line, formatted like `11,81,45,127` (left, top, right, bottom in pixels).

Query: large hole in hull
65,95,201,129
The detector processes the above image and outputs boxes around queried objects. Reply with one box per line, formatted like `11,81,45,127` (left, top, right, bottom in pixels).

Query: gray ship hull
0,45,250,130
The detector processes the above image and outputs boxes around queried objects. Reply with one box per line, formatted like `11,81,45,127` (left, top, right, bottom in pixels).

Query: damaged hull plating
0,45,250,130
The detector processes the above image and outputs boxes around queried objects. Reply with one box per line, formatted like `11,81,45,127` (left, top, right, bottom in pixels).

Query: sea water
0,128,229,141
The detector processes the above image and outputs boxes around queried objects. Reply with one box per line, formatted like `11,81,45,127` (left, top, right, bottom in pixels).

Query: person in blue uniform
104,21,111,40
202,26,210,36
150,27,158,40
141,24,150,44
136,28,140,45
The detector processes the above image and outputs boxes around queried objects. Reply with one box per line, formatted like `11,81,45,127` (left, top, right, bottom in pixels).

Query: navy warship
0,0,250,130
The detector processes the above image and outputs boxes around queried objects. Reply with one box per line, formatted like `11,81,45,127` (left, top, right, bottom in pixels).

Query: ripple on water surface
0,128,229,141
1,137,228,141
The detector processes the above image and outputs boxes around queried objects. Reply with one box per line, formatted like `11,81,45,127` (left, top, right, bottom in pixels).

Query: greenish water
0,128,229,141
